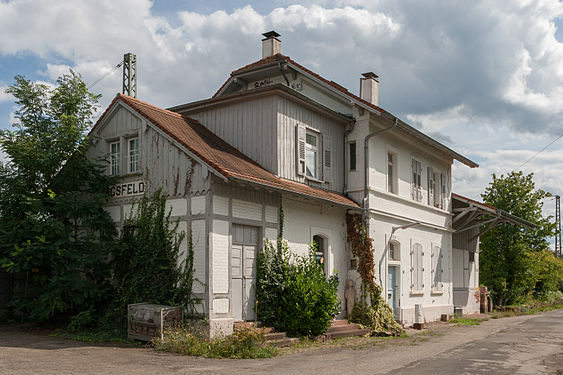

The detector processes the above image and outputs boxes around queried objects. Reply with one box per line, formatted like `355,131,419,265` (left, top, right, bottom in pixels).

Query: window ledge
306,176,326,184
388,260,401,265
431,290,444,296
410,291,424,296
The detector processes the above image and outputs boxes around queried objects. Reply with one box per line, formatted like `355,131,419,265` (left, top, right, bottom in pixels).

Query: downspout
363,116,398,222
343,118,356,194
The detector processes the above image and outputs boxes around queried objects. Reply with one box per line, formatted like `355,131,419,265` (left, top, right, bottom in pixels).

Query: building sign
110,180,145,198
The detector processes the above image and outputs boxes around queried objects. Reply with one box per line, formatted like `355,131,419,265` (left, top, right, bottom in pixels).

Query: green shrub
153,325,278,359
256,240,341,336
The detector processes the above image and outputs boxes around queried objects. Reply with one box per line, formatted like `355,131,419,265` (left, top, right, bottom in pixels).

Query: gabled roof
215,53,479,168
90,94,360,209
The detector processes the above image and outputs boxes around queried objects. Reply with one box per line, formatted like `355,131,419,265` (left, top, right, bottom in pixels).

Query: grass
153,325,278,359
50,327,129,344
448,317,488,326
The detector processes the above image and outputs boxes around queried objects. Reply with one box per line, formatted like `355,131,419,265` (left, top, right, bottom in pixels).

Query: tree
0,72,116,322
480,171,557,305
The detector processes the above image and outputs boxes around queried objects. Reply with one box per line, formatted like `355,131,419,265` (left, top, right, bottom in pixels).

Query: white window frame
388,240,400,261
128,137,140,173
109,141,120,175
411,158,422,202
305,130,320,180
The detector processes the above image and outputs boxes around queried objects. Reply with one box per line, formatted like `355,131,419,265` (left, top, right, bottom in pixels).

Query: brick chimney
360,72,379,106
262,31,281,58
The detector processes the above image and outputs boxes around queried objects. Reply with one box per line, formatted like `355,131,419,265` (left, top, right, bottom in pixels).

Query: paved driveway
1,310,562,374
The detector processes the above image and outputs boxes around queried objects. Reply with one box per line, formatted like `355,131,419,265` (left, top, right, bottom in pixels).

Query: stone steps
323,319,371,339
233,322,298,347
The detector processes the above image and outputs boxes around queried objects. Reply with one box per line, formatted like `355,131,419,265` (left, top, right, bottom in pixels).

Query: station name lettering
110,180,145,198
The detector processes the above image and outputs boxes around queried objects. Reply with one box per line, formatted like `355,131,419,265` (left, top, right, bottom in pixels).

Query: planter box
127,303,183,341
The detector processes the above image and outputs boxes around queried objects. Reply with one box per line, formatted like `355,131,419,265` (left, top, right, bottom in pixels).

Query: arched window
313,234,326,274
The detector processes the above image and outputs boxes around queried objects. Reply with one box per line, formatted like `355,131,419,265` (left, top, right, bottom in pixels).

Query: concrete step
327,323,362,333
331,319,349,326
325,328,371,339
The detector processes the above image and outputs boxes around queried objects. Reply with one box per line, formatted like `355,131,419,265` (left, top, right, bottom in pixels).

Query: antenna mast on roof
122,53,137,98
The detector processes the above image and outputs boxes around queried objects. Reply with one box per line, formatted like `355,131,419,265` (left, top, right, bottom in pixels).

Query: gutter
363,117,398,222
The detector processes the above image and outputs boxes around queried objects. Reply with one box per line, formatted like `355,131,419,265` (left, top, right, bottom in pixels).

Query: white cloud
1,0,563,201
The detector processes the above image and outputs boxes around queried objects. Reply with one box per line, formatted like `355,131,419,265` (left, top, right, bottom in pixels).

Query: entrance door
387,266,398,317
231,224,258,321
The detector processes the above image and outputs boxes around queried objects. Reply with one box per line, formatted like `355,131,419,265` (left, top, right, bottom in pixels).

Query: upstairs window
440,173,447,209
388,241,400,261
427,166,435,206
110,141,120,175
349,142,357,171
388,152,397,194
305,131,319,179
128,137,139,173
411,159,422,202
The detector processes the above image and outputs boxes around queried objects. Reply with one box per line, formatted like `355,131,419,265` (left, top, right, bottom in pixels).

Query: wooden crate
127,303,183,341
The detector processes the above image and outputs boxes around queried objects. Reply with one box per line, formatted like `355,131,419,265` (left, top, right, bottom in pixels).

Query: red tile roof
91,94,360,209
217,53,385,114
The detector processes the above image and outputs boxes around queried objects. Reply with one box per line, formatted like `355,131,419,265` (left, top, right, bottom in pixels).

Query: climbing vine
345,213,403,335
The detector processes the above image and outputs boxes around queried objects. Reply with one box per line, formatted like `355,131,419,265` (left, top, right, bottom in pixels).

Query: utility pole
122,53,137,98
556,195,561,257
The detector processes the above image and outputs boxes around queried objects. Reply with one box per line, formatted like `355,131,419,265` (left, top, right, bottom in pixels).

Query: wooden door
231,224,258,321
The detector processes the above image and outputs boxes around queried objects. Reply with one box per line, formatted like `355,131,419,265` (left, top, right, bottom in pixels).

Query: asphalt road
1,309,562,374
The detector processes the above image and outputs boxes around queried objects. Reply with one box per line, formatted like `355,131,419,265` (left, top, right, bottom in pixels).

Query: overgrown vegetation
345,213,403,335
153,325,278,359
105,189,195,332
256,240,341,336
480,171,562,306
0,72,117,323
449,317,488,326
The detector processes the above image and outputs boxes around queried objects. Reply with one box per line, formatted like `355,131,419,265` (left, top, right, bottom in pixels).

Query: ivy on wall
345,213,403,335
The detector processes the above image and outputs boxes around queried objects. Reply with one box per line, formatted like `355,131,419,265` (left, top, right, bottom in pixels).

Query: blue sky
1,0,563,221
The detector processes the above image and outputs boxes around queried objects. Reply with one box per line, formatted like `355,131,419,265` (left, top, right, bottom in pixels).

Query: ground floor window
313,234,326,274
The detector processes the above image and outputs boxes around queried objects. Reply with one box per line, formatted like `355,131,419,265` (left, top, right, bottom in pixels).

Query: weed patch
449,317,488,326
153,325,278,359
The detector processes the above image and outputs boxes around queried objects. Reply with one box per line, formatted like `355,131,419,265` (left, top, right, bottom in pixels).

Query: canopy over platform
452,193,535,249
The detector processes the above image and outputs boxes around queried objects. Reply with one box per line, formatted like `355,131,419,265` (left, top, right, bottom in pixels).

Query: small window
411,159,422,202
305,131,319,179
110,141,120,175
128,137,139,173
387,152,397,194
313,234,326,274
389,241,400,260
349,142,357,171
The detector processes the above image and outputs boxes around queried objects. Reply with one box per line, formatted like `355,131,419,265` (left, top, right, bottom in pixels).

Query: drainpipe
379,221,421,288
343,119,356,194
363,117,398,222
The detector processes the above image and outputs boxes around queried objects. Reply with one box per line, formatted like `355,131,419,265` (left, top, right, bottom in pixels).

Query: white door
231,224,258,321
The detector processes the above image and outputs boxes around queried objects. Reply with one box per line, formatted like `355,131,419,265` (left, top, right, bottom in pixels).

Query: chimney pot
360,71,379,106
262,30,281,58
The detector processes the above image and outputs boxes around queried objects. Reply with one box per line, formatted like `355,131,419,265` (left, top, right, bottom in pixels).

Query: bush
256,240,341,336
153,325,278,359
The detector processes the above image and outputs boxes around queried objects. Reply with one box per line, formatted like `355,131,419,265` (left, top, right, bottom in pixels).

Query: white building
88,32,526,336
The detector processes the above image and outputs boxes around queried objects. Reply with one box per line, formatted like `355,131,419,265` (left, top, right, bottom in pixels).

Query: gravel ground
1,309,562,374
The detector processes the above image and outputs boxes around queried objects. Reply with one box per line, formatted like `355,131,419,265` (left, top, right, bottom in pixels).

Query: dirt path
1,310,562,374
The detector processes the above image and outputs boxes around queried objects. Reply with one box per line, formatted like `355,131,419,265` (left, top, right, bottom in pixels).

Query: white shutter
323,135,332,182
296,124,306,176
440,172,446,209
411,159,417,200
427,166,434,205
410,239,414,290
416,244,423,291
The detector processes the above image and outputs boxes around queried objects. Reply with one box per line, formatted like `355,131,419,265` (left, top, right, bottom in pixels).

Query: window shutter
427,166,434,205
440,172,446,209
323,135,332,182
410,239,414,289
416,244,424,290
296,124,306,176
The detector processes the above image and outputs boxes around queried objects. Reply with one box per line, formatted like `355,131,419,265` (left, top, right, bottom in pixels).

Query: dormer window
110,141,120,175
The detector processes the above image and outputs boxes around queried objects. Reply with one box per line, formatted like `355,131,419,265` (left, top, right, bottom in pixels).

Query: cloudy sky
1,0,562,217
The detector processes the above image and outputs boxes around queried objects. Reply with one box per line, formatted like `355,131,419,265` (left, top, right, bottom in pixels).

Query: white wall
282,197,349,318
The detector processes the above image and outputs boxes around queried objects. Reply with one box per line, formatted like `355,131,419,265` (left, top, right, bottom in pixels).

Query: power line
87,61,123,89
516,132,563,170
